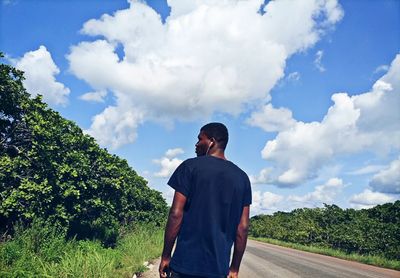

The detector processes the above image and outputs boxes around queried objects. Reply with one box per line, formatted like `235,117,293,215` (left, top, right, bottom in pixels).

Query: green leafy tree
0,54,168,245
249,201,400,260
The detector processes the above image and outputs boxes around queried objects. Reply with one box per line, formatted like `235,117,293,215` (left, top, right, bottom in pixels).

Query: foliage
251,237,400,270
0,53,168,245
0,220,164,277
250,201,400,261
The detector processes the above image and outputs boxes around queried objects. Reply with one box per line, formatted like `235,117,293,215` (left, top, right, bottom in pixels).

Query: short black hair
200,122,229,150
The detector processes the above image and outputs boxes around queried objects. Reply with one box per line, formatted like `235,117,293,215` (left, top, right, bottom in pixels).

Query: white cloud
287,178,344,205
162,187,175,206
350,189,396,209
79,90,107,103
250,168,273,184
67,0,343,148
314,50,325,72
252,190,284,215
287,71,300,81
15,45,70,106
261,54,400,186
85,105,144,149
369,158,400,194
252,178,344,214
374,64,389,74
246,104,296,132
153,148,184,178
251,178,347,214
347,164,386,176
165,148,184,158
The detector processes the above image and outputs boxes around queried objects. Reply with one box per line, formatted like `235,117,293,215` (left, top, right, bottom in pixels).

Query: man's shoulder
228,161,250,181
181,157,249,179
180,157,199,166
181,156,212,164
217,158,246,174
175,157,202,171
215,158,250,182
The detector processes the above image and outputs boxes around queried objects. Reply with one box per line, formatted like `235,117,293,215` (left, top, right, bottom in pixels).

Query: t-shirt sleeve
167,161,191,197
243,175,252,206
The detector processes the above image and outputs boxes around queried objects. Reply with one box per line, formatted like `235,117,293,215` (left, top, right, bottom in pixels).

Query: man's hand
228,267,239,278
159,257,171,278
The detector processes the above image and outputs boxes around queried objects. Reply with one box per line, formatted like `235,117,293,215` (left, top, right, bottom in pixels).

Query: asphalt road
141,239,400,278
239,240,400,278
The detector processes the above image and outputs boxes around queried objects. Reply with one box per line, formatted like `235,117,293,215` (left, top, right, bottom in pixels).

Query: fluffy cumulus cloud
15,46,70,106
350,189,395,209
252,191,284,214
251,178,344,214
85,105,144,149
67,0,343,148
165,148,184,158
153,148,184,178
259,54,400,187
250,167,273,184
369,157,400,194
247,104,296,132
287,178,343,205
79,90,107,103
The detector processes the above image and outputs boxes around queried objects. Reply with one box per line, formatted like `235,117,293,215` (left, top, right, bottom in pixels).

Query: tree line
0,53,168,245
249,202,400,260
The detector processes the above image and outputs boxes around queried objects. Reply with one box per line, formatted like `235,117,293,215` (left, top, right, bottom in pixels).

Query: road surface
141,239,400,277
240,240,399,278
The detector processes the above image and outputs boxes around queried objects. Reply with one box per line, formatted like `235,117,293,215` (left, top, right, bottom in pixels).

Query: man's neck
209,150,227,160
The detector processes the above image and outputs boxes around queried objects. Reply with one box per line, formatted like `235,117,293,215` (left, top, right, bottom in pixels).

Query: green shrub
0,220,164,277
249,201,400,260
0,55,168,245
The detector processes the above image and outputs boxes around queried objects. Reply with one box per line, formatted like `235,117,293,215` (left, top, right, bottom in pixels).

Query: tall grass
251,237,400,271
0,220,164,277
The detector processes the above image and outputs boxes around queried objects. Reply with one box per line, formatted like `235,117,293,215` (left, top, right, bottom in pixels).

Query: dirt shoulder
139,257,160,278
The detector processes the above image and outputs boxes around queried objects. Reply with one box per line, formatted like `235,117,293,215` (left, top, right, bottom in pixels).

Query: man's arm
159,191,187,278
229,205,250,278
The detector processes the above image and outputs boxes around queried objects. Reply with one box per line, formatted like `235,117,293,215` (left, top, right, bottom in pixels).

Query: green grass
0,222,164,278
250,237,400,271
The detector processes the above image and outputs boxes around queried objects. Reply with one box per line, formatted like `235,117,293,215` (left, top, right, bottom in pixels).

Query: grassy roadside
250,237,400,271
0,223,164,278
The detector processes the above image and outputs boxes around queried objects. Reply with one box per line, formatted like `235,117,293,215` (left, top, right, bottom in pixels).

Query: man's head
195,122,229,157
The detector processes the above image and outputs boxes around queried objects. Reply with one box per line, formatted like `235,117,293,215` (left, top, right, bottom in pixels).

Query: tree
0,54,168,245
249,202,400,260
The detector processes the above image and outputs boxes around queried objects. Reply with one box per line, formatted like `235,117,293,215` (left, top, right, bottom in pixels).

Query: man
159,122,252,278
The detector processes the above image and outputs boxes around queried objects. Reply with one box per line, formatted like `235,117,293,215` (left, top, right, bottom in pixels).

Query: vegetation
250,237,400,270
0,219,164,277
0,52,168,246
250,202,400,263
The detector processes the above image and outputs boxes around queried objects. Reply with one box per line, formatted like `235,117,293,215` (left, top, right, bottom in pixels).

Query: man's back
168,156,251,277
159,122,251,278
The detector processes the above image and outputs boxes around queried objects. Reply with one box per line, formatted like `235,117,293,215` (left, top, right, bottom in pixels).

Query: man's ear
209,138,216,148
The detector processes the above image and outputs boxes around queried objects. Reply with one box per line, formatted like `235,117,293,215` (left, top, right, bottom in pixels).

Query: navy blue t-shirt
168,156,252,277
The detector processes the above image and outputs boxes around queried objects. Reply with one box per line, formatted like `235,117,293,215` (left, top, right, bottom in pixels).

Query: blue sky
1,0,399,215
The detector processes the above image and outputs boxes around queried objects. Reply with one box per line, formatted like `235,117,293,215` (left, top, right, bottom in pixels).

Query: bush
249,201,400,260
0,53,168,245
0,219,69,276
0,220,165,277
